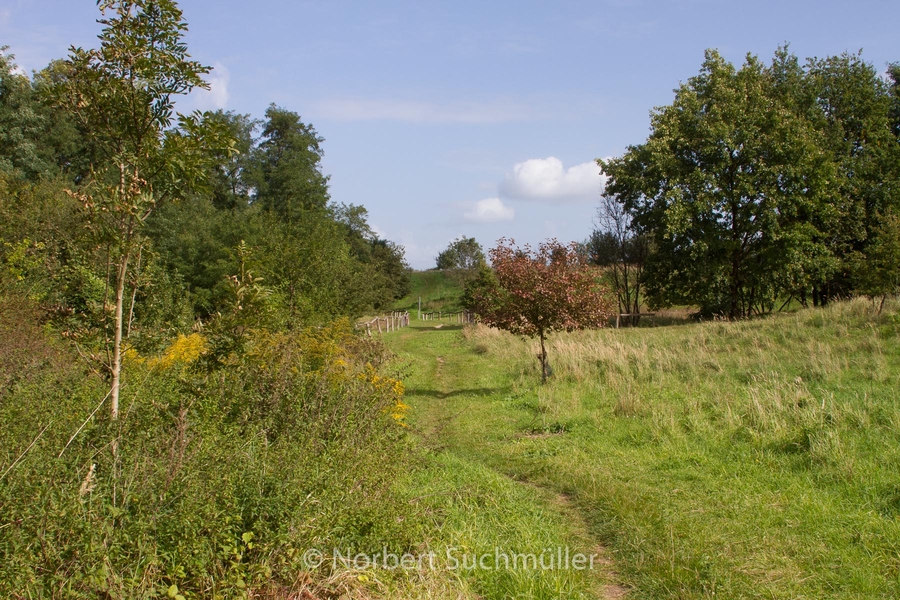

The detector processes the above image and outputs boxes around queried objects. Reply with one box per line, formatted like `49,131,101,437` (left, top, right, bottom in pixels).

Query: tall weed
0,302,414,598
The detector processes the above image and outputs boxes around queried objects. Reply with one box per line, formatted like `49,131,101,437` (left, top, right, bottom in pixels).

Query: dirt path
393,325,629,599
550,492,629,600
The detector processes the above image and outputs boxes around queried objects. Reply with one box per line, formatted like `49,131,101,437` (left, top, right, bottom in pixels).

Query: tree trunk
110,249,130,420
729,243,743,319
126,244,142,338
539,330,548,384
730,199,741,320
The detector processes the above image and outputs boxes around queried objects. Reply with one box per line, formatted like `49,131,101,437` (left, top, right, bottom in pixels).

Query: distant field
395,269,467,315
387,272,900,598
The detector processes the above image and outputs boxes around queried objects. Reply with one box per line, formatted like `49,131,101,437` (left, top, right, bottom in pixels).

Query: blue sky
3,0,899,268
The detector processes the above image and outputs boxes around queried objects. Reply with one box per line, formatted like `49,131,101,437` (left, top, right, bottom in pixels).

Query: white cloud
499,157,605,202
312,98,534,124
189,62,229,111
464,197,515,223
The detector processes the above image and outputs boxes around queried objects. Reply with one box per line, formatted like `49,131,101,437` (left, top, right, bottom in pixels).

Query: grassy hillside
384,278,900,598
393,270,467,315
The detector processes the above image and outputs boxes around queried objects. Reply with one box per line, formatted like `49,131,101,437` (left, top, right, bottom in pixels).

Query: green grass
383,317,615,599
382,276,900,599
394,270,467,315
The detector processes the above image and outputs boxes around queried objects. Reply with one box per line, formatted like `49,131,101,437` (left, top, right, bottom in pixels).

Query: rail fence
357,310,478,335
358,311,410,336
360,310,654,334
420,310,475,324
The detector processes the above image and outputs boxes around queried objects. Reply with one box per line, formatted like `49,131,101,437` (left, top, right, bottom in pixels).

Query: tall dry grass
456,297,900,597
463,297,899,454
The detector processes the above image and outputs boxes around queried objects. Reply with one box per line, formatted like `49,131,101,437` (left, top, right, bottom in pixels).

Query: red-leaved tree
463,238,614,382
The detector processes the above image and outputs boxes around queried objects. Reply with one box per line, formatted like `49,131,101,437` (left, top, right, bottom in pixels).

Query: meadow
386,273,900,598
3,268,898,599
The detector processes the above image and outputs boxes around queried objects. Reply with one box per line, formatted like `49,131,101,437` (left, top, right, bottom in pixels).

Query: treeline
0,61,410,340
0,2,416,598
592,48,900,319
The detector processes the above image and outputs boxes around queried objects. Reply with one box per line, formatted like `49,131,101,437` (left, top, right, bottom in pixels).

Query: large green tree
333,203,412,307
436,236,486,271
802,52,900,303
0,50,85,180
0,50,49,179
601,50,836,319
250,104,330,220
203,109,258,211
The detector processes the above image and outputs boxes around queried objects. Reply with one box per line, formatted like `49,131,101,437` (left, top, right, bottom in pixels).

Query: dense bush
0,300,414,598
0,5,420,598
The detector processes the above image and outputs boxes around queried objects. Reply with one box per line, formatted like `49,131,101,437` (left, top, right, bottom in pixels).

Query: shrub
0,304,414,598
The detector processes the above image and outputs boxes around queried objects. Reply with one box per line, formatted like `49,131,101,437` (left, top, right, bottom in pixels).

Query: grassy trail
388,320,626,599
386,274,900,599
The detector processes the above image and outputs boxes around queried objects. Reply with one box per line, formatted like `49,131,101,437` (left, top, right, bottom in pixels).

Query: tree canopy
250,104,330,219
464,238,613,382
0,49,85,180
601,48,900,318
436,235,487,271
0,0,413,419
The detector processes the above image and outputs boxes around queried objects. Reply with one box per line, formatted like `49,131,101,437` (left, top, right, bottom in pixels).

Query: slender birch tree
53,0,229,418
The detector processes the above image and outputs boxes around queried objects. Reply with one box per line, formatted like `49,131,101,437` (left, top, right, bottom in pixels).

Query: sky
3,0,899,269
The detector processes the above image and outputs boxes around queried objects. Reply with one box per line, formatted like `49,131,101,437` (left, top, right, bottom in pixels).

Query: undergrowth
0,297,417,599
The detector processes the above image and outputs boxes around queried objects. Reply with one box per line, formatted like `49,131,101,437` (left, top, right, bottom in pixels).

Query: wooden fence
420,310,475,324
358,311,410,336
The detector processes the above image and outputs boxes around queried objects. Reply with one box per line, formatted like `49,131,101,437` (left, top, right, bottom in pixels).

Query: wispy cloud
499,157,605,202
311,97,536,124
464,197,515,223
